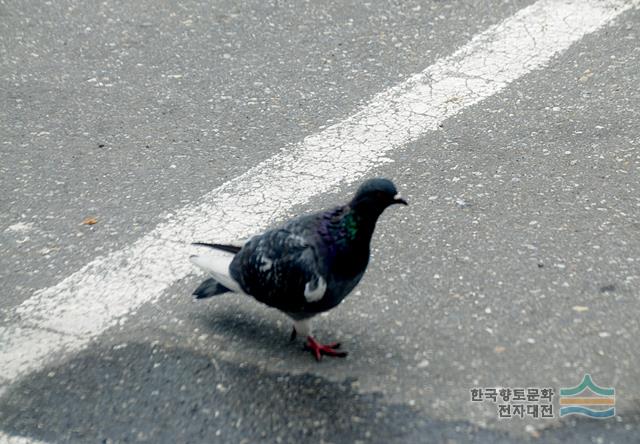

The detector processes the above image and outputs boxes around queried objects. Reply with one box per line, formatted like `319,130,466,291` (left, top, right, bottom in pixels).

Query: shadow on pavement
0,341,637,443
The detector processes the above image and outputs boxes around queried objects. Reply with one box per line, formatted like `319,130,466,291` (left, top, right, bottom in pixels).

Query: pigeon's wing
230,228,326,312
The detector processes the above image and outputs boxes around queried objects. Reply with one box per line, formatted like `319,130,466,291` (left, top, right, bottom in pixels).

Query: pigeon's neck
321,207,375,278
340,206,379,245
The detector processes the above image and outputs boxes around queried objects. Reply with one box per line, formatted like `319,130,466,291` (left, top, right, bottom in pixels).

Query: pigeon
190,178,407,360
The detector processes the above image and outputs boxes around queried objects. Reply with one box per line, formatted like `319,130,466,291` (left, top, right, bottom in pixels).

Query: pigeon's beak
393,193,408,206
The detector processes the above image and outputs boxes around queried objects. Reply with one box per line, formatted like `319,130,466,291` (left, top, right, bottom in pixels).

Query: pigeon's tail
190,248,243,295
192,242,242,254
193,277,231,299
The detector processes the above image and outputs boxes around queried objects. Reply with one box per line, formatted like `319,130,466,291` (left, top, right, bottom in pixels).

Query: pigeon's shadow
193,305,390,361
0,341,519,443
3,341,633,443
193,306,294,351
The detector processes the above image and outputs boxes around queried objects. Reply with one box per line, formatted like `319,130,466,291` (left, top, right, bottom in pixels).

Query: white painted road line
0,432,49,444
0,0,636,391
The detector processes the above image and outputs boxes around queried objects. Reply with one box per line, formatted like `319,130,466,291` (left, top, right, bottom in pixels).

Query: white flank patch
0,0,636,395
304,276,327,303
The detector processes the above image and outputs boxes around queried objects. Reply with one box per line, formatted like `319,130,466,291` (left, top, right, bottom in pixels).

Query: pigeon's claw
304,336,348,361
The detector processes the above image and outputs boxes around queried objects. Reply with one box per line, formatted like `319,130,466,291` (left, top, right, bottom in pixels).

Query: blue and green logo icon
559,374,615,419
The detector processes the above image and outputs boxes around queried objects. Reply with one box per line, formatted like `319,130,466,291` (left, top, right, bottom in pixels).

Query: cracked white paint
0,433,49,444
0,0,636,403
4,222,35,234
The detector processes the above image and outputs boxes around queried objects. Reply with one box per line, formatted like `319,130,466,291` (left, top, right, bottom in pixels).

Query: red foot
304,336,348,361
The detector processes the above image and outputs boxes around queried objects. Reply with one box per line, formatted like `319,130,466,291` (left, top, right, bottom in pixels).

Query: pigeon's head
350,178,408,215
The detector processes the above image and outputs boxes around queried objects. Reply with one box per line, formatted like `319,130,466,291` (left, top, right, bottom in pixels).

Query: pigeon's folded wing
230,228,326,312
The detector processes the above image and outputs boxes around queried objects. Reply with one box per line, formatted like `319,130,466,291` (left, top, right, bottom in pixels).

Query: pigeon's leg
304,336,347,361
293,319,347,361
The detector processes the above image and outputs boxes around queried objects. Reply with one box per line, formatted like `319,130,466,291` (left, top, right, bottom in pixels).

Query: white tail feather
190,251,243,293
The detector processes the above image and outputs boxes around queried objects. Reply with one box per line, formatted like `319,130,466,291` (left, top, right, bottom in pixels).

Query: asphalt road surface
1,0,639,443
